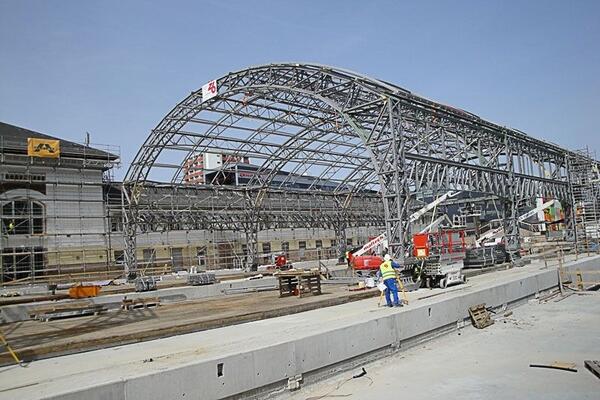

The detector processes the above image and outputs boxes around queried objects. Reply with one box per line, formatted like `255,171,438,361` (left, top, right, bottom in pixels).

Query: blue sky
1,0,599,179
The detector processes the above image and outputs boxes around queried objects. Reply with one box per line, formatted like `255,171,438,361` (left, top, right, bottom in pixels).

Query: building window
171,247,184,271
110,216,123,232
1,247,45,283
315,240,322,248
196,246,206,267
298,240,307,258
3,173,45,182
262,242,271,254
114,250,125,265
1,199,45,235
142,248,156,267
346,238,353,246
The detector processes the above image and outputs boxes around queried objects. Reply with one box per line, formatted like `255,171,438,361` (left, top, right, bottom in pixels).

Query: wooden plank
0,294,70,307
557,269,564,296
530,362,577,372
576,271,584,290
29,301,98,316
468,304,494,329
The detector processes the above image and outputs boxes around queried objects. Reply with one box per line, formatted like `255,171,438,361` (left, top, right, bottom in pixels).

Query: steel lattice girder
123,63,600,273
130,184,383,232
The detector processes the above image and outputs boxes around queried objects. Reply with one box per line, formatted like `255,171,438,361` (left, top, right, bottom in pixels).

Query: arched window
1,199,45,235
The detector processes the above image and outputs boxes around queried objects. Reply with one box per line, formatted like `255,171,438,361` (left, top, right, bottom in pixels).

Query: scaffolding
0,125,380,286
570,148,600,253
0,126,122,285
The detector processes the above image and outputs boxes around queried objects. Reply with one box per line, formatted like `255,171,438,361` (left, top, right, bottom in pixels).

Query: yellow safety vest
379,261,396,281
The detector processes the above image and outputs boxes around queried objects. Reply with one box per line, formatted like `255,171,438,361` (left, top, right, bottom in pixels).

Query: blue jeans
384,278,400,306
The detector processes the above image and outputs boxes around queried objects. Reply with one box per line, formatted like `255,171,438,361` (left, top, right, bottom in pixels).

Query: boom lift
349,191,461,282
475,199,560,247
465,199,560,267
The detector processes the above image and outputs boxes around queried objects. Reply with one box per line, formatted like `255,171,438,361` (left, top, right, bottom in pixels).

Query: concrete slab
0,255,597,400
286,292,600,400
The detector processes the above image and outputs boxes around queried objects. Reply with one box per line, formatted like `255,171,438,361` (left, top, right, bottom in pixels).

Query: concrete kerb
9,255,600,400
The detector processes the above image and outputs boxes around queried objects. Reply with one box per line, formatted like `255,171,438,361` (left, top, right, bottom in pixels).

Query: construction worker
345,250,351,267
378,254,402,307
8,220,15,233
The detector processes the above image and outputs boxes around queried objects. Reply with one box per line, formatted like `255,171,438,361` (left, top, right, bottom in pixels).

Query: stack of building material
187,272,217,286
30,303,107,322
275,270,322,298
134,277,158,292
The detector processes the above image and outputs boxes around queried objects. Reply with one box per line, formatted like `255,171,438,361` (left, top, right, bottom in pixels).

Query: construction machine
474,199,560,248
257,253,292,272
464,199,561,267
347,234,385,276
348,191,463,290
413,228,467,288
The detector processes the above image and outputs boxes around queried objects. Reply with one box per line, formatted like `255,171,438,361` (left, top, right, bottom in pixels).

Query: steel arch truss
123,63,598,275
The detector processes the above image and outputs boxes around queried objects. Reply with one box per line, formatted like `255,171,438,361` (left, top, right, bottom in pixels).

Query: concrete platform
0,255,597,400
288,291,600,400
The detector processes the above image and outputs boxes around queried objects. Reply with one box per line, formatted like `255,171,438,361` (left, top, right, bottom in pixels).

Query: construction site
1,63,599,399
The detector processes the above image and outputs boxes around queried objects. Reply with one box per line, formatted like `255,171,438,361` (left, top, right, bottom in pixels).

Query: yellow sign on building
27,138,60,158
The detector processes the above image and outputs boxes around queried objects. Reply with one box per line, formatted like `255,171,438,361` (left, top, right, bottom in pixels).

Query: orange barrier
68,285,101,298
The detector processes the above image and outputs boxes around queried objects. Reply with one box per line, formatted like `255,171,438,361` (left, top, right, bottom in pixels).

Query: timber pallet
276,271,322,298
584,360,600,380
468,303,494,329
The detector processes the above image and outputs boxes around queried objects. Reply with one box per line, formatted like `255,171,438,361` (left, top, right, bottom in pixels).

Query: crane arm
352,191,461,257
476,199,559,246
418,214,451,234
408,191,460,223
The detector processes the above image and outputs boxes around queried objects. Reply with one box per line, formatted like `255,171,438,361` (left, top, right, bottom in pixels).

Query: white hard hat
384,254,391,261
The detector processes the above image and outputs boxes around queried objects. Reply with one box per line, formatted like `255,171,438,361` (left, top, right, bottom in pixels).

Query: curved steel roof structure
123,63,599,275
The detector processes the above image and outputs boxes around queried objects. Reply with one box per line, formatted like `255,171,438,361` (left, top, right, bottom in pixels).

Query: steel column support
502,133,521,261
243,225,258,270
564,156,578,243
334,222,347,263
382,101,410,261
122,184,139,280
243,190,260,270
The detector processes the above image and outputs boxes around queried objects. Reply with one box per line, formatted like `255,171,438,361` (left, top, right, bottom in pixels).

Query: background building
0,122,377,284
0,122,119,283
